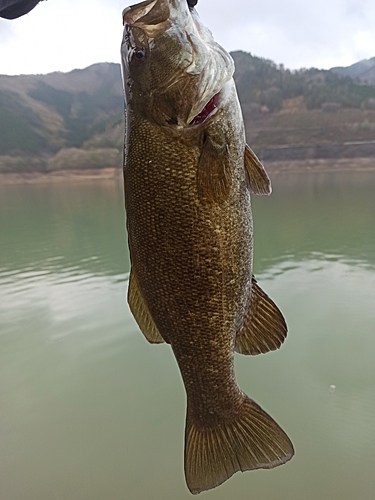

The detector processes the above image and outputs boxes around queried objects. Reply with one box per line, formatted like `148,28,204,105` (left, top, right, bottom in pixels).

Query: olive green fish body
122,0,294,493
125,92,251,415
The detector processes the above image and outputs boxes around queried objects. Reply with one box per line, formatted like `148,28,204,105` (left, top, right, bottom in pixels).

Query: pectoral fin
197,134,232,203
235,276,287,355
244,144,272,195
128,270,165,344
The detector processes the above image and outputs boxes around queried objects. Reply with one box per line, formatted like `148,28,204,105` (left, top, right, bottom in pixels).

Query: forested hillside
231,52,375,153
0,63,124,171
232,51,375,112
331,56,375,85
1,52,375,172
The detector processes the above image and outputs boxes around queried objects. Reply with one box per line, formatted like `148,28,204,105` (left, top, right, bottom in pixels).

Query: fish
121,0,294,494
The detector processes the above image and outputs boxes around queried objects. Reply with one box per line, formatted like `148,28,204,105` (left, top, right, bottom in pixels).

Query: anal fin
128,270,165,344
244,144,272,195
235,276,287,355
185,395,294,494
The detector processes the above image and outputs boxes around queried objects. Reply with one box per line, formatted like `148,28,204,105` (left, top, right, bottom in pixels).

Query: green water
0,172,374,500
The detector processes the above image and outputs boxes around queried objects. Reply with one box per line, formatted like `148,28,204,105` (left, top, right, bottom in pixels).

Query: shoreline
0,158,374,185
264,157,375,173
0,168,120,185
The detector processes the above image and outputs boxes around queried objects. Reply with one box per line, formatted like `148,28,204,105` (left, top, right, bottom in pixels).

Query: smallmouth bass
121,0,294,493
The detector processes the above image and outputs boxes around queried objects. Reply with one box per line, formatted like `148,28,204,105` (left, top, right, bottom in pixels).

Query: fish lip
122,0,173,43
122,0,158,25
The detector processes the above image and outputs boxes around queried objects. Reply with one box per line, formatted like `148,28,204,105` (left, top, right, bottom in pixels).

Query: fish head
121,0,235,128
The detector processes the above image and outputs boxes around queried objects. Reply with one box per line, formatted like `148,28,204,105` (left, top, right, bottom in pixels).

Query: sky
0,0,375,75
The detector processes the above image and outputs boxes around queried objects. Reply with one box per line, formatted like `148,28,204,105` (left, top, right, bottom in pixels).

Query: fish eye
131,48,146,66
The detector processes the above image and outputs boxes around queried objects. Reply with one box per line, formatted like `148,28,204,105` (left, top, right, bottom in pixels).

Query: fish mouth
188,92,220,127
122,0,158,25
122,0,170,36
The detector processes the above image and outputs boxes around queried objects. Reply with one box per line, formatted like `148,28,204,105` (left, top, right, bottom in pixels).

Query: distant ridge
0,54,375,172
0,62,123,154
331,57,375,85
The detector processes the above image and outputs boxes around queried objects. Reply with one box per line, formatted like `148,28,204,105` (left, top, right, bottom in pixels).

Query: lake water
1,171,375,500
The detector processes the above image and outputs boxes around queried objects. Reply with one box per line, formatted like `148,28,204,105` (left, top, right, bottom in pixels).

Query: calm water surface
1,172,375,499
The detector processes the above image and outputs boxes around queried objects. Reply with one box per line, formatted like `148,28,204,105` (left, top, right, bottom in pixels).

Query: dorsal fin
235,276,287,355
128,270,165,344
244,144,272,195
197,134,232,203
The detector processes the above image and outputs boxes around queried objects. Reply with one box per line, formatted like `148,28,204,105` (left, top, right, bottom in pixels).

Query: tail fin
184,395,294,494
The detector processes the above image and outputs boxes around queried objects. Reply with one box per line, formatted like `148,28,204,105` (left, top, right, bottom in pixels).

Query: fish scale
121,0,294,494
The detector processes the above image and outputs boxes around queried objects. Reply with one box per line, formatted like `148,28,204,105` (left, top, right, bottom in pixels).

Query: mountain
231,51,375,111
0,63,124,171
1,54,375,172
230,51,375,152
331,57,375,85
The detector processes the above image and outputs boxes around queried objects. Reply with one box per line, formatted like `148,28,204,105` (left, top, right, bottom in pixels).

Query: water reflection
252,171,375,272
1,172,375,278
0,181,129,277
0,172,374,500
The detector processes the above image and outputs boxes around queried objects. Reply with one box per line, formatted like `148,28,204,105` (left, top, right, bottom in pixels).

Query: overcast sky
0,0,374,75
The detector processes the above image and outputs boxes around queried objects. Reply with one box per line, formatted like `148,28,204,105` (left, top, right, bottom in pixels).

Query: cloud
0,0,124,74
0,0,375,75
198,0,375,69
0,18,15,43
